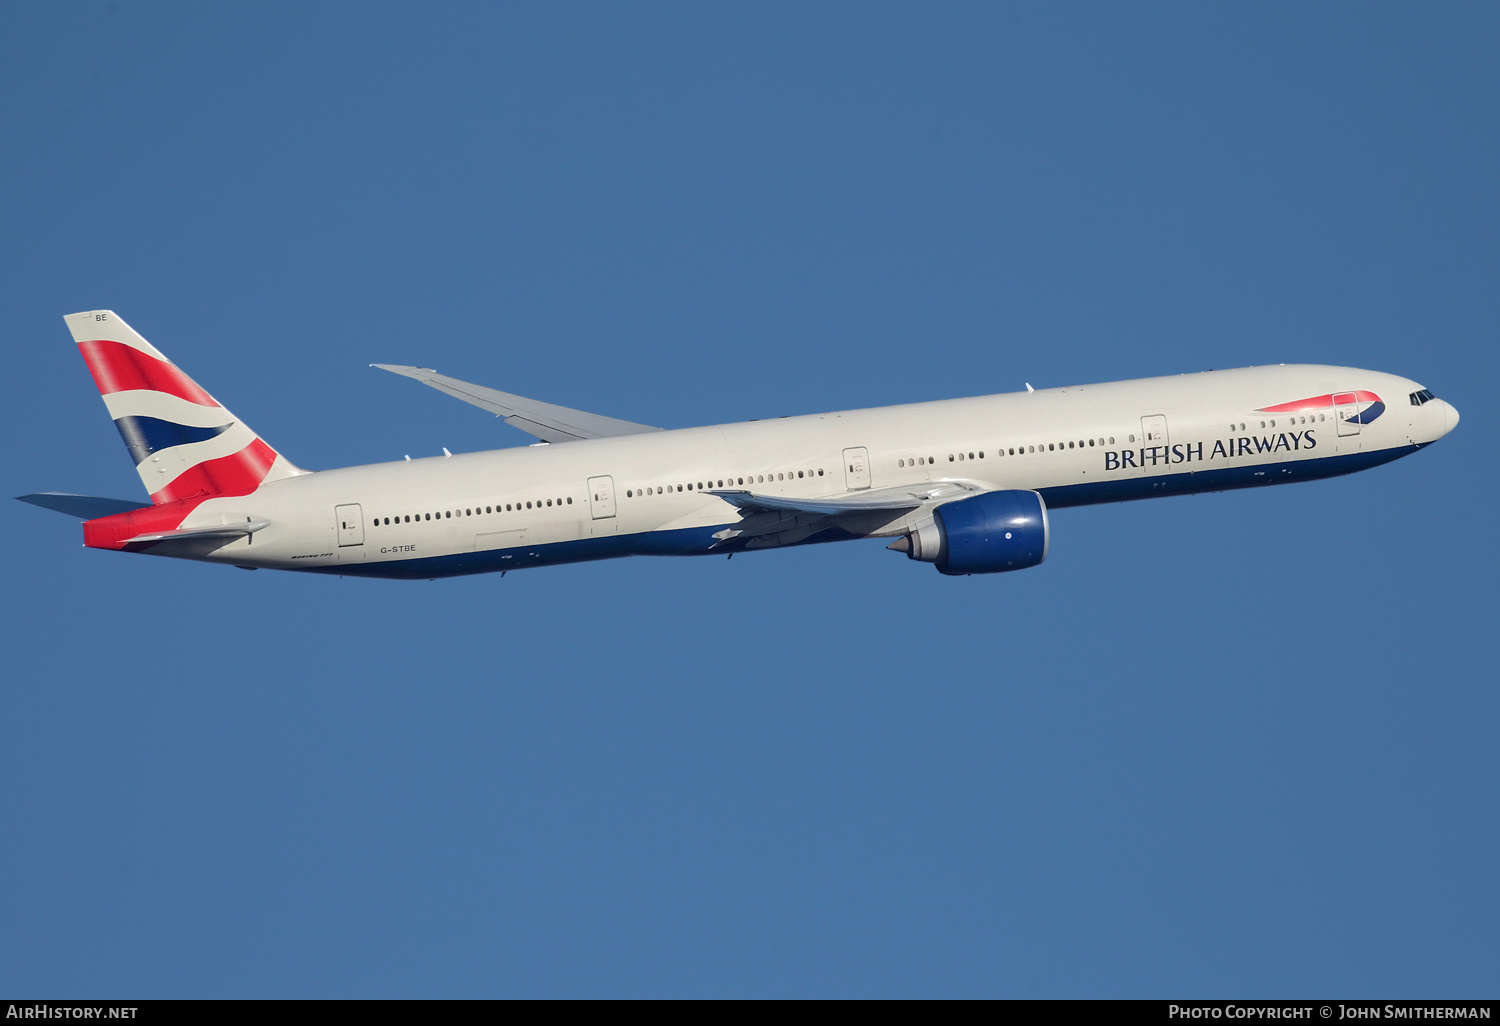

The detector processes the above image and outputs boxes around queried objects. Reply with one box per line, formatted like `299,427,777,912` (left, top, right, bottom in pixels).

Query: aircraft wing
707,481,980,549
373,364,661,444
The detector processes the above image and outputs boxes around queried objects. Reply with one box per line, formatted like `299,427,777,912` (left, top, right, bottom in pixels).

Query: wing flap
708,480,974,517
373,364,661,443
706,481,980,547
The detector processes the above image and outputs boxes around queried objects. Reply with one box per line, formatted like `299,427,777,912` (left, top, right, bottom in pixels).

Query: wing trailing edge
373,364,660,443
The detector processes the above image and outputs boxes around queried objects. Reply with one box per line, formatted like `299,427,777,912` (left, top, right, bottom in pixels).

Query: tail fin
64,310,305,504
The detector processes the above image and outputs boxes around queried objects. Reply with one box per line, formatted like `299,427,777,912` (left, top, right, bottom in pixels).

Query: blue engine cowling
896,489,1049,575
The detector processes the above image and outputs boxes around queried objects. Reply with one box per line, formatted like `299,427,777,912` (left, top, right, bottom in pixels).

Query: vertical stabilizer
64,310,305,504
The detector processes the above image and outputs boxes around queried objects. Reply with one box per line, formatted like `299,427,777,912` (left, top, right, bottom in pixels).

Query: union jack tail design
65,310,304,505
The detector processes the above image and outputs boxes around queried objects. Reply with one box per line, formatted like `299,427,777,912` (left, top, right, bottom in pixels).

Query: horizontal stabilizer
17,492,152,519
373,364,661,443
124,520,269,545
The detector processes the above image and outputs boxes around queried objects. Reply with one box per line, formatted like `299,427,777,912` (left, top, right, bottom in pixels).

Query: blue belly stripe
1036,442,1422,508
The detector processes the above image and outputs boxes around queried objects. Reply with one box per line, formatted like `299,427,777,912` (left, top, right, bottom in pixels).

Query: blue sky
2,2,1496,997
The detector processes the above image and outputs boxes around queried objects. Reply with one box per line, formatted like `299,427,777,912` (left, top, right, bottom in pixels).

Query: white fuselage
170,364,1457,579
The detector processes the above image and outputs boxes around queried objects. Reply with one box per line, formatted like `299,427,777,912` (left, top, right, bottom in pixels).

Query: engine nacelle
891,489,1049,575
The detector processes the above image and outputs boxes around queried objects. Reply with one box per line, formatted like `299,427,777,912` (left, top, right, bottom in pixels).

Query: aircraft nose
1444,400,1460,436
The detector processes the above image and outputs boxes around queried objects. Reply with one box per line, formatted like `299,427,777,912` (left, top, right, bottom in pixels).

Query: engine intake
890,489,1049,575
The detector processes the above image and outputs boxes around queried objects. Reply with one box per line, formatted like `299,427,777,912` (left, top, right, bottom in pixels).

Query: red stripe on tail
82,496,204,550
78,339,219,406
149,438,279,505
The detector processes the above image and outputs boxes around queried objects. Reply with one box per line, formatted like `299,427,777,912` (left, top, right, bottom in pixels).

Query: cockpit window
1410,389,1436,406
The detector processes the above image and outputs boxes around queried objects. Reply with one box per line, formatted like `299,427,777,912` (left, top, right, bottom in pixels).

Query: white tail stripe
102,389,234,427
63,310,169,360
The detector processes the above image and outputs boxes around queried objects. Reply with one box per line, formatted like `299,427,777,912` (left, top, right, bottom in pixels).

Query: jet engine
888,489,1049,575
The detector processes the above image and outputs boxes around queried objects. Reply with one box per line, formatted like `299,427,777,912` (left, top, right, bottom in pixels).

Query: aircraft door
335,503,364,546
1334,392,1361,436
843,447,871,490
587,475,616,519
1141,414,1169,446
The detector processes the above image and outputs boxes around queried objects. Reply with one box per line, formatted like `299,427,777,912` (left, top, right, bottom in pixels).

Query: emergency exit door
587,476,616,519
1141,415,1170,445
335,504,364,546
843,447,871,490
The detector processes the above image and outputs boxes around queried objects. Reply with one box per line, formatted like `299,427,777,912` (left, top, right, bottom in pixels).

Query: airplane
17,310,1459,579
